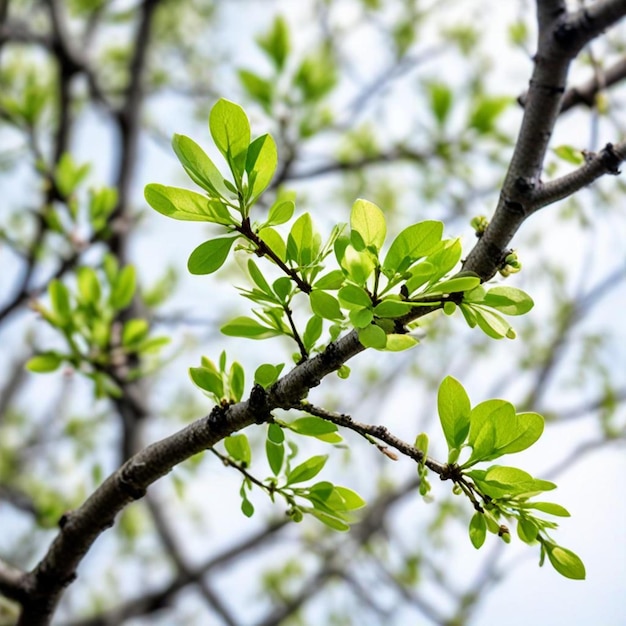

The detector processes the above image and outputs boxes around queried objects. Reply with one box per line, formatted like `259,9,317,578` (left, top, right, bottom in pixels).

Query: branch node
600,142,622,175
249,383,271,424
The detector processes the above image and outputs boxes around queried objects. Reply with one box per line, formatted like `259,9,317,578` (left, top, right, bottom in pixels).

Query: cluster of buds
499,250,522,277
470,215,489,237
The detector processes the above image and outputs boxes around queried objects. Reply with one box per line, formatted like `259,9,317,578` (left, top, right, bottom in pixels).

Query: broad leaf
221,316,282,339
483,286,534,315
245,133,277,200
438,376,471,452
310,289,343,321
350,198,386,251
145,184,232,224
383,221,443,276
187,237,237,275
286,454,328,484
209,99,251,180
224,434,251,466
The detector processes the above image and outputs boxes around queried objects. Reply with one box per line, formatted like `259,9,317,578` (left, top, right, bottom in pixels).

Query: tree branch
0,559,26,604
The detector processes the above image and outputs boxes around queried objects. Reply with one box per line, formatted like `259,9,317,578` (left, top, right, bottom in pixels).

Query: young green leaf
266,438,284,476
302,315,323,351
26,352,63,373
110,266,136,311
286,417,340,443
145,184,233,224
254,363,285,388
307,508,350,531
257,15,290,70
77,267,101,306
482,286,534,315
286,454,328,484
338,284,372,309
48,280,72,326
385,334,418,351
171,134,230,198
224,434,251,467
209,99,251,181
229,362,245,401
187,237,237,275
544,543,586,580
469,512,487,548
258,227,287,262
267,199,295,226
437,376,471,452
310,289,343,321
373,299,411,318
189,366,224,398
122,319,150,347
350,198,386,251
221,316,283,339
382,221,443,276
245,133,277,200
426,275,481,295
358,323,387,349
523,502,570,517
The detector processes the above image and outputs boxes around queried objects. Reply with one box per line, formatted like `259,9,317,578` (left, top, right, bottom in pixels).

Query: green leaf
373,299,411,318
302,315,323,351
349,307,374,328
268,422,284,444
469,512,487,548
334,486,366,510
247,259,273,296
145,184,233,224
385,334,418,351
338,284,372,309
266,438,284,476
382,221,443,276
224,434,251,466
257,15,290,70
286,454,328,484
426,275,481,295
241,498,255,517
245,133,278,200
314,269,345,290
122,319,150,346
482,286,534,315
26,352,63,373
287,417,340,442
468,465,556,499
229,361,245,401
545,543,586,580
466,399,513,464
110,266,136,310
287,213,319,266
48,279,72,326
308,508,350,531
517,516,538,543
524,502,571,517
494,411,544,457
427,81,453,126
77,267,101,305
258,227,286,262
209,99,251,180
221,316,283,339
472,306,514,339
267,200,295,226
438,376,471,452
310,289,343,321
171,134,230,198
189,366,224,398
338,243,376,284
254,363,285,388
358,323,387,349
350,198,386,251
187,237,237,275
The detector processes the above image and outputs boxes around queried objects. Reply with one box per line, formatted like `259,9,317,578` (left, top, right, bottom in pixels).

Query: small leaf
286,454,328,484
358,323,387,349
287,417,338,438
254,363,285,388
334,486,366,510
482,286,534,315
267,200,295,226
209,99,251,180
241,498,255,517
545,543,586,580
373,299,411,318
77,267,101,305
246,133,278,200
172,134,231,198
524,502,571,517
385,333,418,351
221,316,282,339
302,315,323,351
26,352,63,373
48,280,72,326
382,221,443,276
427,275,481,295
310,289,343,321
187,237,237,275
258,227,286,262
469,512,487,548
266,439,284,476
189,366,224,398
110,266,136,310
338,284,372,309
438,376,471,452
122,319,149,346
552,145,584,166
145,184,233,224
229,361,245,401
257,15,290,70
350,198,386,251
308,508,350,531
224,434,251,466
427,81,453,126
313,269,344,290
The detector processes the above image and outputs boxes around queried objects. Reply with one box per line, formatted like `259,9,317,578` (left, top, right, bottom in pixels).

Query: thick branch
463,2,626,280
0,559,26,604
